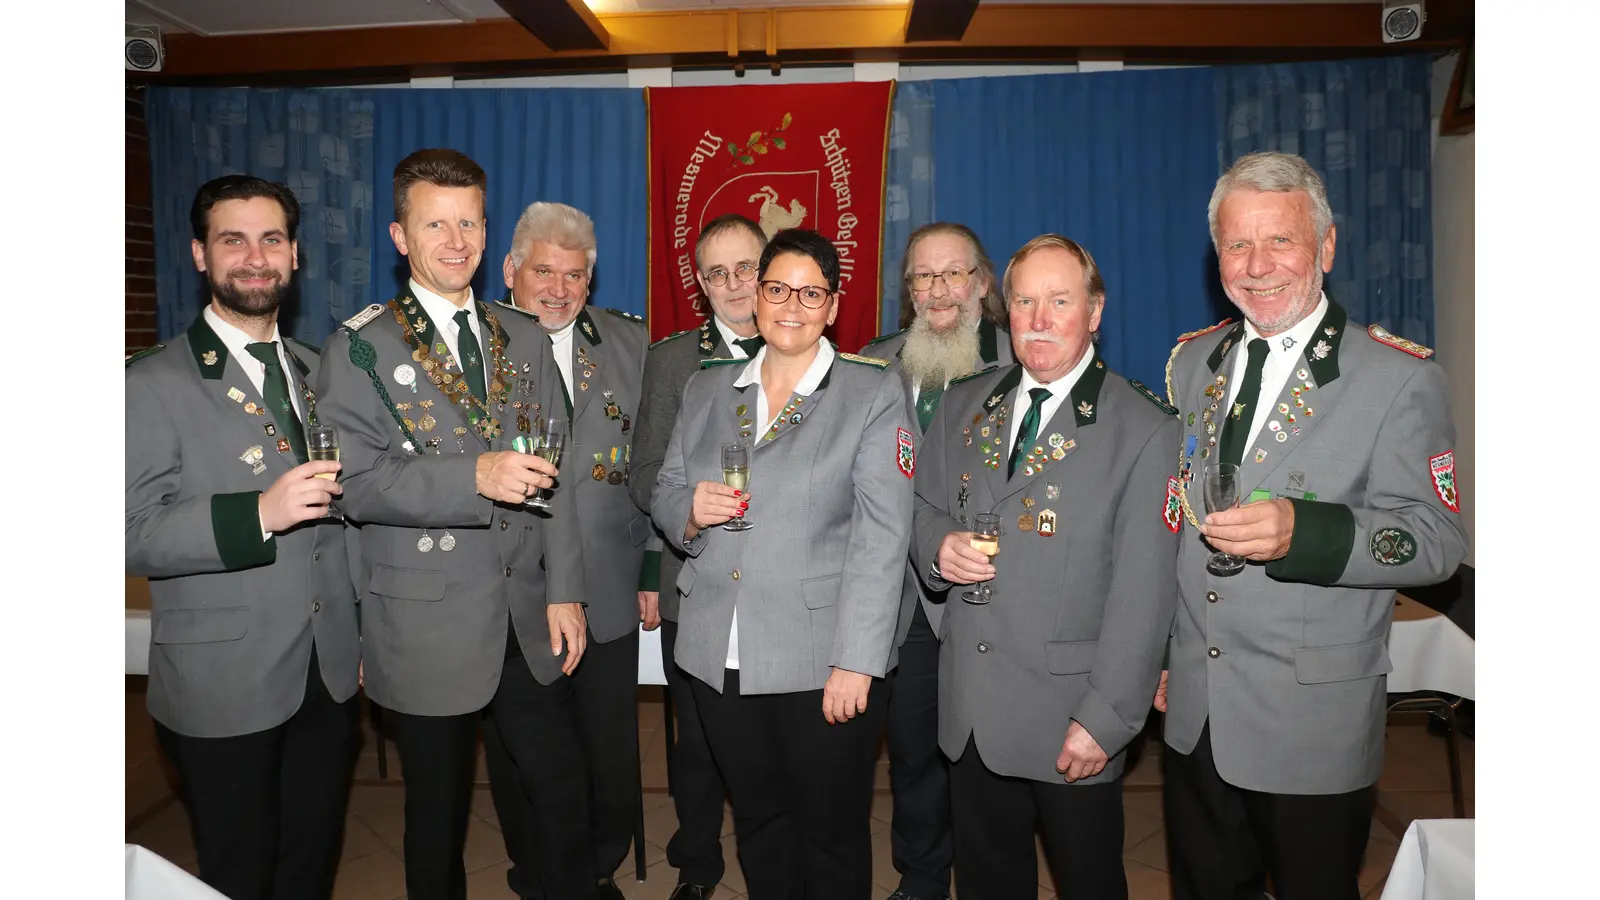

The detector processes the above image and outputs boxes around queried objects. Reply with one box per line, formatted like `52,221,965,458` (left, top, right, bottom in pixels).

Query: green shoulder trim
286,337,321,356
700,357,744,369
863,327,906,347
948,368,991,387
650,328,695,349
1128,378,1178,416
837,352,890,370
125,344,166,367
601,307,645,324
493,299,541,321
342,304,386,331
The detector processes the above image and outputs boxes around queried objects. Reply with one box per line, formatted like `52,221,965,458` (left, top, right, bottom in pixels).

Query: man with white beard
860,223,1012,900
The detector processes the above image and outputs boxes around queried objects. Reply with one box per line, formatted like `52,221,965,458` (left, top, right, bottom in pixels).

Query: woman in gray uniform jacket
652,228,915,899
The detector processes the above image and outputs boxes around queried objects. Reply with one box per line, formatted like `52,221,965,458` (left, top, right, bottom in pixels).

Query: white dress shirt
713,317,758,359
411,279,484,396
547,318,577,397
721,338,836,669
1225,292,1330,451
1007,345,1095,450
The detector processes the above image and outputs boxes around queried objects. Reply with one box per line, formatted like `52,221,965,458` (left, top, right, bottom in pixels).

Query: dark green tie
453,309,487,406
1219,338,1270,467
916,375,944,432
1007,387,1051,479
734,335,765,357
245,342,307,463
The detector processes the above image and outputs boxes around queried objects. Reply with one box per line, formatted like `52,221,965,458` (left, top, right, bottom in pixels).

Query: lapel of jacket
990,350,1107,507
750,354,835,454
186,314,298,477
1182,321,1247,520
570,307,602,424
393,291,495,450
1238,300,1350,497
968,364,1023,508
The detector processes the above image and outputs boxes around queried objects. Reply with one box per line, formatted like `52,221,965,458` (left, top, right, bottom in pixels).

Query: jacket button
731,569,741,581
1206,590,1218,603
505,567,514,578
313,552,321,562
312,601,321,613
500,519,509,531
977,642,990,653
1207,647,1221,659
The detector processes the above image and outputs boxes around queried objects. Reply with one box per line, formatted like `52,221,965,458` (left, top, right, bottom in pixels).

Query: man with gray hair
1158,151,1468,900
860,222,1012,900
484,201,652,900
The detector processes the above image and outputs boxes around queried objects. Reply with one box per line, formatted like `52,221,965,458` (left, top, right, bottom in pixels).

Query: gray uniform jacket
651,349,915,695
912,352,1181,784
628,319,729,622
526,304,651,645
316,293,586,716
862,317,1015,645
1163,301,1469,795
126,316,360,738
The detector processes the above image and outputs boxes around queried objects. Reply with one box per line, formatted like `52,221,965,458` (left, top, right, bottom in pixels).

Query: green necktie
1007,387,1051,479
245,341,307,464
916,375,944,432
734,335,765,357
1219,338,1270,467
452,309,487,406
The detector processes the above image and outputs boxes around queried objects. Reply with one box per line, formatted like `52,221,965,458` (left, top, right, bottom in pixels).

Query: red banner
646,81,894,350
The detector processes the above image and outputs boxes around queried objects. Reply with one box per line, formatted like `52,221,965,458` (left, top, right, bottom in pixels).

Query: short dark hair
694,214,767,270
190,175,300,243
393,148,487,225
898,221,1004,330
759,229,841,293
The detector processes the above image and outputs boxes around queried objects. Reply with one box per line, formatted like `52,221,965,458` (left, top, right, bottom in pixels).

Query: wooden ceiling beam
904,0,981,43
494,0,609,52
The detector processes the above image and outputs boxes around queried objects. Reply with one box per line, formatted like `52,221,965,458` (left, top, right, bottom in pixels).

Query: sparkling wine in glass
721,442,753,532
1203,463,1247,576
306,423,342,518
526,416,566,509
962,512,1001,604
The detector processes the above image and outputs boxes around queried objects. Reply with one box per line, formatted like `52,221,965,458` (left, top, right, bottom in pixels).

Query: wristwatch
928,560,944,582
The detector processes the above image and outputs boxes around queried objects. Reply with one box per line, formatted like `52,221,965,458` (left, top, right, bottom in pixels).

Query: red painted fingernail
736,509,745,517
740,501,749,510
733,490,742,497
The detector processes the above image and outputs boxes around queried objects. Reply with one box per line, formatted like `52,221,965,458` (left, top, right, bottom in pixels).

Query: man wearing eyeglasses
859,223,1012,900
484,201,652,900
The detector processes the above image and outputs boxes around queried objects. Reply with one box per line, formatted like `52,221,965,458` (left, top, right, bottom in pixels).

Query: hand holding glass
1203,463,1246,576
306,423,342,518
961,513,1001,604
525,416,566,509
721,443,753,531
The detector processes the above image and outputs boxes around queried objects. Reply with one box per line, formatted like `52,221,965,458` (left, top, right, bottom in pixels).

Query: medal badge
896,427,916,478
1164,476,1183,533
1017,512,1036,532
1037,509,1057,537
1428,450,1460,512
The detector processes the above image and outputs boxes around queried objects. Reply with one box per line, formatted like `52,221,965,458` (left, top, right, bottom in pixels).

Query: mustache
1019,331,1064,345
228,268,281,281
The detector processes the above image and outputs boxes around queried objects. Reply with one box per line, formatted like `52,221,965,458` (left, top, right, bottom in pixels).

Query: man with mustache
911,234,1179,899
628,213,768,899
1157,151,1468,900
484,201,651,900
126,175,358,900
859,222,1012,900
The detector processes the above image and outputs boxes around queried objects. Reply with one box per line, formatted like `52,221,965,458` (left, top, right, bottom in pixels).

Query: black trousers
486,627,641,895
154,646,359,900
661,618,729,887
692,668,885,900
884,602,953,899
1163,723,1374,900
387,626,595,900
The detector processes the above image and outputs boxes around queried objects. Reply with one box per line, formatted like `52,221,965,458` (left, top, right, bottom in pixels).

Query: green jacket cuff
1266,498,1354,585
212,491,277,571
638,549,662,592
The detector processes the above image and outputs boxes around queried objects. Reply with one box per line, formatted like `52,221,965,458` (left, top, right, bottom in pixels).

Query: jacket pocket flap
370,565,447,602
1294,638,1392,685
153,606,249,645
628,516,652,548
1045,639,1098,675
802,575,841,609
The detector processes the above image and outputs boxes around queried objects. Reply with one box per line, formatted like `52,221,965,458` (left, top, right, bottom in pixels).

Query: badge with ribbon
896,426,915,478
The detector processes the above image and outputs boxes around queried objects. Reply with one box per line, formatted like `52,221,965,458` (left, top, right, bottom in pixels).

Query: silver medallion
417,531,434,553
439,532,457,552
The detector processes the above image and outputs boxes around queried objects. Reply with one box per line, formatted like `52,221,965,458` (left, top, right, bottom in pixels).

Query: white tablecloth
126,844,227,900
1388,595,1474,699
126,609,668,685
1380,818,1474,900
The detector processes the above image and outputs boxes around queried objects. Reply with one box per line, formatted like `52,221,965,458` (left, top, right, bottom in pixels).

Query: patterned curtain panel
146,88,377,344
1213,55,1436,346
879,81,936,338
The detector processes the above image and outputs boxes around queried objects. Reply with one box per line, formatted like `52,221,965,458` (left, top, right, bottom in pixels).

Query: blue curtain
880,81,936,337
146,88,378,343
928,69,1222,389
369,88,647,320
1214,55,1435,345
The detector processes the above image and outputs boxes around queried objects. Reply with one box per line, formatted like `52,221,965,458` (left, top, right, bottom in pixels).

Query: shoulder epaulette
1127,378,1178,415
863,327,906,347
838,352,890,370
286,337,321,356
1177,318,1233,343
492,300,540,321
125,344,166,367
600,307,645,324
1367,324,1433,359
948,367,993,387
700,357,744,369
342,304,386,331
650,328,694,349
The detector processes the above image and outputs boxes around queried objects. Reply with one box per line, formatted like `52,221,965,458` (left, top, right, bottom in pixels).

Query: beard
1229,250,1325,336
901,301,982,388
212,267,290,319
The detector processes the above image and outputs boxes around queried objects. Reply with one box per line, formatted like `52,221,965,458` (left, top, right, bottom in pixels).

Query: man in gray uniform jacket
912,234,1179,900
1158,152,1469,900
483,201,651,900
315,149,595,900
125,175,358,900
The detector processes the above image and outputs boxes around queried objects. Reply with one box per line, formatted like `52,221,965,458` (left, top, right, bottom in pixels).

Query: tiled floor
127,682,1473,900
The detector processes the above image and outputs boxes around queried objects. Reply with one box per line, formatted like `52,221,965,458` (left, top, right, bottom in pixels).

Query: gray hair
1207,151,1333,249
509,201,597,271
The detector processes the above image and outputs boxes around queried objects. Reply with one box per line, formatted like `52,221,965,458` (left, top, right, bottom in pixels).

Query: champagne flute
721,442,753,532
526,416,566,509
961,513,1001,604
306,423,342,518
1203,463,1247,576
